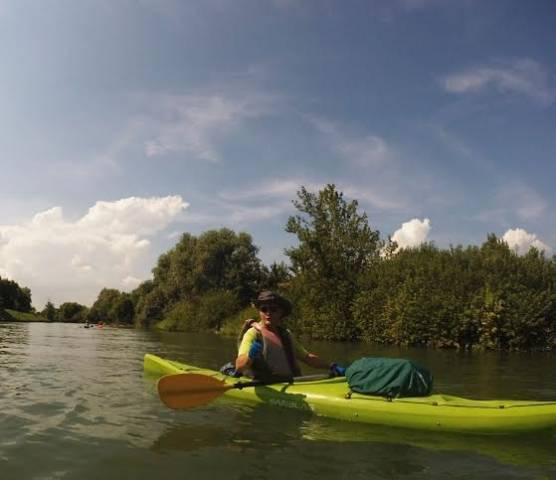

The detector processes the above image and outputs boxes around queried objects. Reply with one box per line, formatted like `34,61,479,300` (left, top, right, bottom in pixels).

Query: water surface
0,322,554,479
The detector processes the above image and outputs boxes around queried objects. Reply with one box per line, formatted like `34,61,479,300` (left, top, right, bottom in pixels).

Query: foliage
151,229,265,305
0,309,47,322
134,287,167,328
41,301,57,322
196,290,240,331
285,184,382,340
155,299,198,332
0,277,32,312
156,290,240,332
260,262,291,291
87,288,134,324
132,228,267,329
353,238,556,351
219,305,259,336
57,302,88,323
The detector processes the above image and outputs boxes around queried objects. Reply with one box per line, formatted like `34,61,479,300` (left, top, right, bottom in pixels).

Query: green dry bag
346,357,433,398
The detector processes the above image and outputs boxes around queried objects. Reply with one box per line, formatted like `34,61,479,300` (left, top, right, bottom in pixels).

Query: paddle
157,372,332,410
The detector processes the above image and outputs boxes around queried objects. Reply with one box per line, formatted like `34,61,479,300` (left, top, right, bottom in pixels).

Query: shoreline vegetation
0,308,47,322
1,185,555,352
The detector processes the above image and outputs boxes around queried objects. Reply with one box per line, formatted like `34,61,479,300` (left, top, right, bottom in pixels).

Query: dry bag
346,357,433,398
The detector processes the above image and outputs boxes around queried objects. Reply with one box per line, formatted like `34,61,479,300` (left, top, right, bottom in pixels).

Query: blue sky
1,0,555,308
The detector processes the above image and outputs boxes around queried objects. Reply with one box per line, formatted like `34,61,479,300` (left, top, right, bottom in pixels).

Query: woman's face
258,303,284,325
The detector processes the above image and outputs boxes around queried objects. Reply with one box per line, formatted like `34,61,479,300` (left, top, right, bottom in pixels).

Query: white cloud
392,218,431,249
440,58,555,106
144,92,277,162
502,228,552,256
0,196,188,308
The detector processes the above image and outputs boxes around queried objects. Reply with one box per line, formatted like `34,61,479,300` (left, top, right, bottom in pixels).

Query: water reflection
148,383,556,472
300,415,556,468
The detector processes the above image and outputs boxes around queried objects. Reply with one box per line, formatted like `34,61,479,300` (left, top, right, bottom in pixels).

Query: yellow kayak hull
144,353,556,435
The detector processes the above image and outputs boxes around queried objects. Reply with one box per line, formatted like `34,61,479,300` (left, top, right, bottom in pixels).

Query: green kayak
144,353,556,435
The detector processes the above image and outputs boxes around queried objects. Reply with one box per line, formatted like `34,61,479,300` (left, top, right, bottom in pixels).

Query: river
0,322,554,480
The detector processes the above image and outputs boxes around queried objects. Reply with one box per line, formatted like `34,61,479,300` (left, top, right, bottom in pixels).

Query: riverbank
0,308,47,322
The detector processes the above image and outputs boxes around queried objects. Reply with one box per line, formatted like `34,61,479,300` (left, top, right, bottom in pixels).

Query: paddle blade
157,373,233,409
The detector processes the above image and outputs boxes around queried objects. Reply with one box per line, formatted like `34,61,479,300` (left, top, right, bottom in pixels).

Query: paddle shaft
157,372,334,409
232,373,333,389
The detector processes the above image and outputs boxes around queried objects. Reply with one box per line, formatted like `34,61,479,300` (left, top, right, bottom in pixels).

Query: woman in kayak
235,291,346,380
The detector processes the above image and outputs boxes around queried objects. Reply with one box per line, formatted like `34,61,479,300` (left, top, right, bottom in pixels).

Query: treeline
77,184,555,351
0,277,32,312
25,184,556,351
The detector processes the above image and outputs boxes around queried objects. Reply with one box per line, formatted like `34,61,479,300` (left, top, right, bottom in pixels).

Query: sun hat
253,290,292,316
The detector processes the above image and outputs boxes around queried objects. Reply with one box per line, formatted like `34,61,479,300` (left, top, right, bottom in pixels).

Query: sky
0,0,555,309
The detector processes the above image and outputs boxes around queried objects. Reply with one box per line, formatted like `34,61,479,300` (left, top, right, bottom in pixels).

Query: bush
155,299,198,332
196,290,240,331
219,305,259,337
155,290,242,332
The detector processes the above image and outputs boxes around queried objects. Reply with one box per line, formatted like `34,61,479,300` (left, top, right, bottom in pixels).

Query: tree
41,301,57,322
0,277,32,312
151,228,266,305
285,184,382,340
87,288,122,323
109,295,134,324
57,302,88,323
261,262,291,291
134,287,166,328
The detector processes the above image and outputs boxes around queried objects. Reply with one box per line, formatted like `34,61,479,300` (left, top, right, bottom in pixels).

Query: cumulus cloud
392,218,431,250
0,196,188,308
440,58,555,106
144,92,277,162
502,228,552,256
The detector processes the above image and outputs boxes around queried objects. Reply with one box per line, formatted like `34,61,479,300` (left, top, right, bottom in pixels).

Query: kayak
144,353,556,435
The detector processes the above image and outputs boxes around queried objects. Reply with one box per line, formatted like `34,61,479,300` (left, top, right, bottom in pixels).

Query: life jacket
237,319,302,379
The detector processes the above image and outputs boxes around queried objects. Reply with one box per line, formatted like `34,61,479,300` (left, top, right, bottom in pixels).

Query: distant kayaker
234,290,346,380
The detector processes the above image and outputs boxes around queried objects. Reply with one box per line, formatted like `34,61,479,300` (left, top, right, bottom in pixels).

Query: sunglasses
260,305,280,314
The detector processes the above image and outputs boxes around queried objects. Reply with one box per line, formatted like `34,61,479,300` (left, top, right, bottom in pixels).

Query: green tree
87,288,122,323
286,184,382,340
134,287,167,328
261,262,291,291
0,277,32,312
57,302,88,323
149,228,265,306
109,295,135,324
90,288,135,324
41,301,57,322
